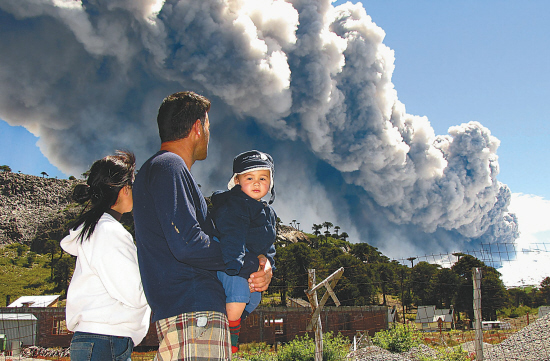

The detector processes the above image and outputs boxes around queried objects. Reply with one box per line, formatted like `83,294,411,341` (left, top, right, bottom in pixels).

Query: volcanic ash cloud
0,0,518,256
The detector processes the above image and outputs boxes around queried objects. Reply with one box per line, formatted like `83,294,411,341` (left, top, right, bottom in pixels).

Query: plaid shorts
154,311,231,361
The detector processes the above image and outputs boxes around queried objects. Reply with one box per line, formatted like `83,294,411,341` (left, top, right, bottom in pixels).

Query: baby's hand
248,256,272,292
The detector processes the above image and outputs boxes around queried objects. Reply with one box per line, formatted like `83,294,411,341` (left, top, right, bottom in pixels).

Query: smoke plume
0,0,518,258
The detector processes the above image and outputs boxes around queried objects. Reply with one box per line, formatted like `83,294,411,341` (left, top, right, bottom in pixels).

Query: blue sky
0,121,69,178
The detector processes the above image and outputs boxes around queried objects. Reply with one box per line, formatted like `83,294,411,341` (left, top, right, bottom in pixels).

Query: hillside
0,172,82,246
0,171,307,247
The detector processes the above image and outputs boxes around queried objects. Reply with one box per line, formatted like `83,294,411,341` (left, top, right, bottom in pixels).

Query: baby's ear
234,175,240,185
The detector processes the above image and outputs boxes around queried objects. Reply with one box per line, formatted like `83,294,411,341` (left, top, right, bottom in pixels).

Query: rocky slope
276,224,310,244
0,172,82,246
0,171,309,247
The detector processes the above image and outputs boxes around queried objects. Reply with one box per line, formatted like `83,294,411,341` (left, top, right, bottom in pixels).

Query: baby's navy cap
233,150,274,174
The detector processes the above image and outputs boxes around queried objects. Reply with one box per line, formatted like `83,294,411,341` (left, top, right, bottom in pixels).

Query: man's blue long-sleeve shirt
133,151,258,322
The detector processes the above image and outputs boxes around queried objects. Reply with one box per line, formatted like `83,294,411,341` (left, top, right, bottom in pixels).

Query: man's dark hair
157,91,211,143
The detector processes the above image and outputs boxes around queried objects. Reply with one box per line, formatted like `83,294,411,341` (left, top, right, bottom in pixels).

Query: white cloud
498,193,550,287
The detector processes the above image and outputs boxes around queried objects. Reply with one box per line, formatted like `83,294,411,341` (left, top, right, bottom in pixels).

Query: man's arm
213,196,251,275
149,157,225,270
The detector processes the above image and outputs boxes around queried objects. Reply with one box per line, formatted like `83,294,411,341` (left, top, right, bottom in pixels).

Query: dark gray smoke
0,0,518,258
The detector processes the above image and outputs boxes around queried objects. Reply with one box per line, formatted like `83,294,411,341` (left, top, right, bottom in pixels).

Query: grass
0,244,59,306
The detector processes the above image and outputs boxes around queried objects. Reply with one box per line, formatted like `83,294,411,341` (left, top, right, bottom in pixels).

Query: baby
211,150,277,353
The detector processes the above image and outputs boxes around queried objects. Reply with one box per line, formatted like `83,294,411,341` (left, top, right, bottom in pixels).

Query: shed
538,306,550,318
0,314,38,346
415,305,454,331
8,295,60,308
482,321,511,330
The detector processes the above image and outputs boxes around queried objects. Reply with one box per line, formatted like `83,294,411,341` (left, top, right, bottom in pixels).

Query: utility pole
406,257,416,318
400,268,405,323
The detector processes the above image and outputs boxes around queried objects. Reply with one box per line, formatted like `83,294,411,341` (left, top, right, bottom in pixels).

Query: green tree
350,242,388,263
540,277,550,305
507,287,533,308
451,255,483,323
377,263,395,306
410,261,439,306
328,253,374,305
396,265,413,315
451,255,506,323
13,243,28,258
272,244,291,306
275,242,318,300
311,224,322,248
318,243,345,262
0,165,11,172
322,221,333,233
40,171,49,178
311,224,322,237
321,222,333,243
530,287,544,308
428,268,459,308
482,268,507,320
53,256,75,297
44,240,62,278
25,252,37,268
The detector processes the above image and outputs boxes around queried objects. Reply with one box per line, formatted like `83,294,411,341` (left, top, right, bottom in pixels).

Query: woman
61,150,150,361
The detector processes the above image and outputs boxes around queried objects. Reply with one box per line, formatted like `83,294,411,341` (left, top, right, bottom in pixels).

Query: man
133,91,272,360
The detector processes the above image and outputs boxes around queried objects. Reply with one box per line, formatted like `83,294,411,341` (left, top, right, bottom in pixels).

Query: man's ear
193,119,202,137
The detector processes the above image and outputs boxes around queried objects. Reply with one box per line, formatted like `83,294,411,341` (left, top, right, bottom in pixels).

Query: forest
270,221,550,325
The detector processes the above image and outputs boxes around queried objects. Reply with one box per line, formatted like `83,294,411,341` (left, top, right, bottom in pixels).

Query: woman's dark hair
71,150,136,242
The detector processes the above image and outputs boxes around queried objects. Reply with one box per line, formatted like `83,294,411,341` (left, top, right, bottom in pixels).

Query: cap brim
227,167,273,192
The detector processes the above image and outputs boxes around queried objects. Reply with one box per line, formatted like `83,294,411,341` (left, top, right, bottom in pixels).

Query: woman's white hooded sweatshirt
61,213,151,345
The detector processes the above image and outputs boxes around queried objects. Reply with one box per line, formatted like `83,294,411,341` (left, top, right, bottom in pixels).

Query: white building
8,295,60,308
0,313,38,346
415,305,454,331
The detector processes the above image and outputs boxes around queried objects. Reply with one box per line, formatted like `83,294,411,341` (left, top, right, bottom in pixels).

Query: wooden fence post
473,267,484,361
308,269,323,361
305,267,345,361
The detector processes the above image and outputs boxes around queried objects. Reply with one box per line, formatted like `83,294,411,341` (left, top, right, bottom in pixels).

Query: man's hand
248,255,272,292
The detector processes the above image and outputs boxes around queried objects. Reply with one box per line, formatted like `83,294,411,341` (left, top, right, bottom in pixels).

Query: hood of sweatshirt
60,213,118,256
60,225,83,256
211,185,267,213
